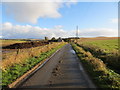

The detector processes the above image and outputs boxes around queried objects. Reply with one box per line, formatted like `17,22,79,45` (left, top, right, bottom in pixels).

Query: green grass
71,43,120,88
80,39,119,53
77,38,120,73
2,43,65,87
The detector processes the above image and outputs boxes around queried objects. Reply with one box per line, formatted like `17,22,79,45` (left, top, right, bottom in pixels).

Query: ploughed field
0,39,27,47
1,39,49,49
2,41,49,49
1,39,50,54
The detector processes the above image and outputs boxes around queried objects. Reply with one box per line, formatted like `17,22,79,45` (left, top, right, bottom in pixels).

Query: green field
77,37,120,74
80,39,119,52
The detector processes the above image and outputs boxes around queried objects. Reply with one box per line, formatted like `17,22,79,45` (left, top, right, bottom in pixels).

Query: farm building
57,37,63,42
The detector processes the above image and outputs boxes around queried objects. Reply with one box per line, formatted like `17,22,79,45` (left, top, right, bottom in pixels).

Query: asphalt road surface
18,44,96,88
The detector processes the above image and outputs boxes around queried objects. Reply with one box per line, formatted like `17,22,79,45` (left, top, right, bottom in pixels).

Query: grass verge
76,43,120,73
2,43,66,87
71,43,120,88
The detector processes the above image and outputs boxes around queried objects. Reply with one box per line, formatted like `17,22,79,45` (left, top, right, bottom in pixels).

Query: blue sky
40,2,118,30
1,1,118,39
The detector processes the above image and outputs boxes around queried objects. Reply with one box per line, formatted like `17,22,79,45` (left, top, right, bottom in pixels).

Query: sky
0,0,119,39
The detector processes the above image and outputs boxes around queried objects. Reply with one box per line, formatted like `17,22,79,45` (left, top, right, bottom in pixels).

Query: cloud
1,22,70,39
79,28,118,37
0,36,2,38
3,1,77,24
54,25,63,29
110,18,118,23
4,2,63,24
2,22,13,30
65,0,78,7
1,22,118,39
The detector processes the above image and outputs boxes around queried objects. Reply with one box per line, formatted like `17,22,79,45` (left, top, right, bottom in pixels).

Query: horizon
1,36,119,40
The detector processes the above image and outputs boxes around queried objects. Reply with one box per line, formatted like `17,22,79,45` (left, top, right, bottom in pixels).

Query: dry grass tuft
1,42,66,71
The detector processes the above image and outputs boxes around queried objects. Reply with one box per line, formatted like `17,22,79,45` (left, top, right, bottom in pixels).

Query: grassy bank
76,38,119,73
2,42,66,87
2,43,64,70
71,43,120,88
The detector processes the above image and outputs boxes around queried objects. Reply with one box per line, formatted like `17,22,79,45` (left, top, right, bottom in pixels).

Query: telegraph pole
76,26,78,37
76,25,79,42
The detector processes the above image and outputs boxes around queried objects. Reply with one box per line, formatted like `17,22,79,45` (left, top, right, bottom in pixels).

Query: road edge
8,45,65,88
70,44,96,88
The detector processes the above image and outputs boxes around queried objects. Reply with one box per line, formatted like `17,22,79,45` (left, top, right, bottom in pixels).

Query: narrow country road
18,44,96,88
